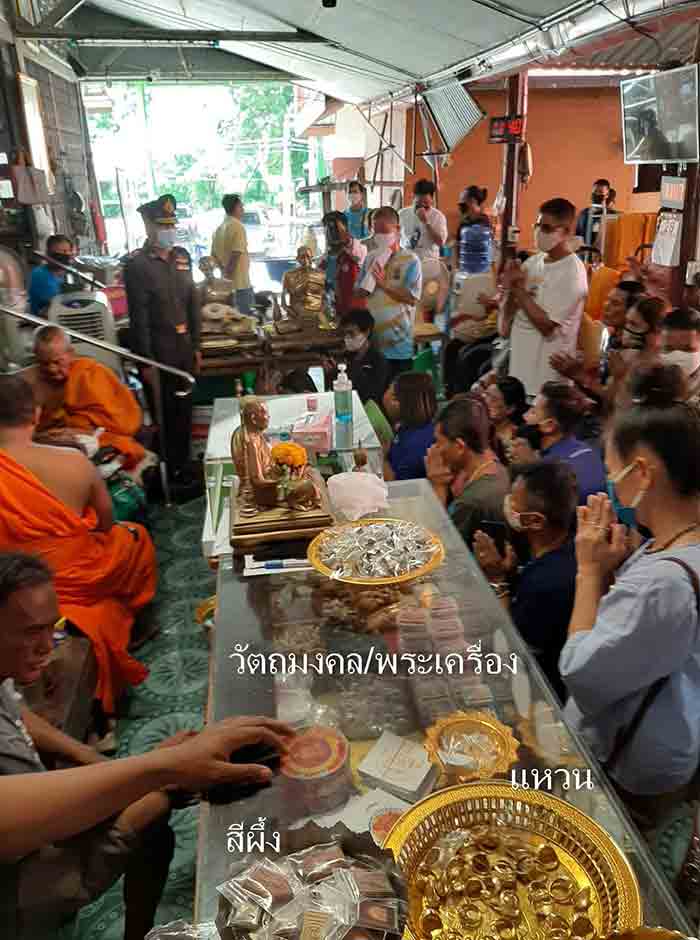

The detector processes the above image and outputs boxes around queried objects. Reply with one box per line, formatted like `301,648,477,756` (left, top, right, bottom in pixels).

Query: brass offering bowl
383,782,642,940
425,711,519,783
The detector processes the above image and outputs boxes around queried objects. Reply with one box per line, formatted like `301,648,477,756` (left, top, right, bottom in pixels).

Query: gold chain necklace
645,522,700,554
463,456,498,489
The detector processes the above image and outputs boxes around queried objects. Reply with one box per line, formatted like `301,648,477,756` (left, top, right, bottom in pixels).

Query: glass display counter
201,392,383,557
195,479,693,933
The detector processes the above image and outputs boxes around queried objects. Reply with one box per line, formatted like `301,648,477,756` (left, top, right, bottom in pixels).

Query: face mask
535,228,564,253
156,229,178,250
660,349,700,377
606,479,638,530
374,233,396,252
348,192,362,206
608,459,645,513
591,193,605,205
344,333,366,352
49,252,72,267
622,326,648,350
503,494,543,532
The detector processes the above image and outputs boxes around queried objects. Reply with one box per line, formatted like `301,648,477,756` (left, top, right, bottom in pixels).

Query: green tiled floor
71,496,210,940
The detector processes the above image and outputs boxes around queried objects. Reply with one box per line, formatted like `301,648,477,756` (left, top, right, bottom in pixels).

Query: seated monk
23,324,145,470
0,375,156,714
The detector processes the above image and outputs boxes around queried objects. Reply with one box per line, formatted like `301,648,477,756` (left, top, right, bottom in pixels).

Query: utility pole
138,81,158,198
282,110,293,219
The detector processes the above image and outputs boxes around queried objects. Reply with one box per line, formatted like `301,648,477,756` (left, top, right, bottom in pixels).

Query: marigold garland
271,441,308,468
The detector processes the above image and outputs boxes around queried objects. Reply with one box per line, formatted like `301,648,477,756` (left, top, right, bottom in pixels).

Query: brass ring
549,876,575,904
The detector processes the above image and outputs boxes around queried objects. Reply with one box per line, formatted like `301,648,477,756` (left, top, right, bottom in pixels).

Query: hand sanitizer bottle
333,363,353,424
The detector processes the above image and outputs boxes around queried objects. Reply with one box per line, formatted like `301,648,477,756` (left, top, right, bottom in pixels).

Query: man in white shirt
355,206,422,383
501,198,588,399
399,179,448,261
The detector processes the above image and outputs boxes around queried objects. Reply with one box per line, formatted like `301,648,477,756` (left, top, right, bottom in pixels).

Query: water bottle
333,363,353,424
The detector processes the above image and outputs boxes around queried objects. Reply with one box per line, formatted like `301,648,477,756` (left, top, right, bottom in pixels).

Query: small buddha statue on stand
230,397,277,516
230,397,323,516
275,246,330,334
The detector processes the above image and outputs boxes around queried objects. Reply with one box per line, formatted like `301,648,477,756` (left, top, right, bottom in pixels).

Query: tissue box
292,412,332,452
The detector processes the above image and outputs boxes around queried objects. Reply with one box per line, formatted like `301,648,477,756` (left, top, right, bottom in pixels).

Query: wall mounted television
620,63,699,165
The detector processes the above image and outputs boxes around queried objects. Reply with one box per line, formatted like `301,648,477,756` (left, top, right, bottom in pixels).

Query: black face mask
591,193,605,206
49,252,72,267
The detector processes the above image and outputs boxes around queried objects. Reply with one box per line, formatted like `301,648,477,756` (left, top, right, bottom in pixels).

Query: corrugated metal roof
558,13,698,70
82,0,596,102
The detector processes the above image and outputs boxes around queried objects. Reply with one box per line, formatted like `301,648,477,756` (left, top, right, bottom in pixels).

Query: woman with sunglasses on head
560,362,700,830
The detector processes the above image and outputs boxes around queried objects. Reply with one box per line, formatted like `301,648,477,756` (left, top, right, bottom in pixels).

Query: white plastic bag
145,922,220,940
327,472,388,521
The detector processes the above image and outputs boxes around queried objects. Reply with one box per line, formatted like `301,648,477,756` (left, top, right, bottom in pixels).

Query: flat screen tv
620,64,699,164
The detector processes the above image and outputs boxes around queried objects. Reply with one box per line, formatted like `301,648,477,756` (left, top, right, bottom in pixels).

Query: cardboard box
292,412,332,452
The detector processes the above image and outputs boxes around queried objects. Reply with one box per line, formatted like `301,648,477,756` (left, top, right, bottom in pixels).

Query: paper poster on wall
0,180,13,199
0,153,9,165
16,73,55,195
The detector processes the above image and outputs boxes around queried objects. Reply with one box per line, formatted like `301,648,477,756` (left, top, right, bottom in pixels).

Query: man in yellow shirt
211,193,254,314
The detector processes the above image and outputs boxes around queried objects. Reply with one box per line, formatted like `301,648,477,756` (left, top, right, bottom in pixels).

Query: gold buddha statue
231,397,275,514
277,246,329,333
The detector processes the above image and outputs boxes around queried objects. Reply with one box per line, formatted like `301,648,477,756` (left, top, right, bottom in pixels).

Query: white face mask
536,228,565,253
660,349,700,377
344,333,366,352
374,233,396,252
156,228,178,250
348,191,362,206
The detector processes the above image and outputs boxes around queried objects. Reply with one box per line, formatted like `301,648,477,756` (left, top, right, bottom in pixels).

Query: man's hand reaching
156,717,296,791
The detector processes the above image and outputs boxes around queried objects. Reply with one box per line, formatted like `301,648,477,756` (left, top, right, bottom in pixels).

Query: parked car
242,208,273,256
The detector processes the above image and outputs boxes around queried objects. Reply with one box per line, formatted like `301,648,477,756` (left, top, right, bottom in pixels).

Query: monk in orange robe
0,375,156,713
23,324,145,469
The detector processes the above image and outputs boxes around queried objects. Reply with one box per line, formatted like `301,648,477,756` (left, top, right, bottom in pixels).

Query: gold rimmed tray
307,518,445,586
383,781,642,940
425,711,520,782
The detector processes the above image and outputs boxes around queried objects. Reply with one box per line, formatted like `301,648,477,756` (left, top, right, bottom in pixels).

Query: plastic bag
327,473,388,522
145,921,220,940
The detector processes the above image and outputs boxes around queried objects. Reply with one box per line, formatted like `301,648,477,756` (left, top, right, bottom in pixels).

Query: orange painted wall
404,87,636,246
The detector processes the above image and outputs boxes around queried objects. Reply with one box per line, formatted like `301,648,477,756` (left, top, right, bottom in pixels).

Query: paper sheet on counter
288,787,411,833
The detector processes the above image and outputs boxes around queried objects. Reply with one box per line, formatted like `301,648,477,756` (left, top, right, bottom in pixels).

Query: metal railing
0,304,197,504
33,252,107,291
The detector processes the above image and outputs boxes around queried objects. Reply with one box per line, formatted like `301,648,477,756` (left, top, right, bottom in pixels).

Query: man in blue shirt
525,381,606,504
28,234,73,316
474,459,578,701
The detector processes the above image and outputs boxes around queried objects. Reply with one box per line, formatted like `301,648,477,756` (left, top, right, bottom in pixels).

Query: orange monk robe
0,451,156,712
585,265,621,322
38,358,145,469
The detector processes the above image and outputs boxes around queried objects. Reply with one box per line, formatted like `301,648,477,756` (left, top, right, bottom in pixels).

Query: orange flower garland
271,442,308,468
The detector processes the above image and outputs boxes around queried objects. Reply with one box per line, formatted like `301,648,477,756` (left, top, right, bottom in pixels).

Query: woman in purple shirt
384,372,437,480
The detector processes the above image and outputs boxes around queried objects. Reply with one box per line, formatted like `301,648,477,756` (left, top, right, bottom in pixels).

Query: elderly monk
23,325,145,469
0,375,156,713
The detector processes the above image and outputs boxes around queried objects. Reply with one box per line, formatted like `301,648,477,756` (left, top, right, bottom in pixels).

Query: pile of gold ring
413,826,596,940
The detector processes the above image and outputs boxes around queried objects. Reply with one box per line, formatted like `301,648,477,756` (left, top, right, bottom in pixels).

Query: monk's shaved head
0,376,35,427
34,325,74,384
33,324,69,355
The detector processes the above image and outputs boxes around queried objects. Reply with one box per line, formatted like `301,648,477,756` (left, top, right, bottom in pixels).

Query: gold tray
425,711,519,782
307,518,445,586
383,781,642,940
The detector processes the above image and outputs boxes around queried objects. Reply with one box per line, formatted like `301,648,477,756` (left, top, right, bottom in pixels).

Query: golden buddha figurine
231,397,275,513
278,246,329,333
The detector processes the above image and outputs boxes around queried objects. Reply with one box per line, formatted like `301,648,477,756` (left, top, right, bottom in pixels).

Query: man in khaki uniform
211,193,254,314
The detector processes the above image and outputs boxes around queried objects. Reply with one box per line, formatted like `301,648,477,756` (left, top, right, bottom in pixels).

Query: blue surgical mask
606,460,643,529
606,478,638,529
156,228,178,250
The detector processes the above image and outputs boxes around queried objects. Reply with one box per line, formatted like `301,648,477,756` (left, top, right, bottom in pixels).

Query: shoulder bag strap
605,556,700,772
